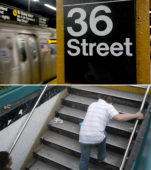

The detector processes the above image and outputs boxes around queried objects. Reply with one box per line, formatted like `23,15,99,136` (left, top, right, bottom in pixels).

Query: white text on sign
66,5,133,57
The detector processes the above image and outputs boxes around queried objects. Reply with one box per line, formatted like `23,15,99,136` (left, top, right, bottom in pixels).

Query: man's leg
79,143,92,170
97,132,107,161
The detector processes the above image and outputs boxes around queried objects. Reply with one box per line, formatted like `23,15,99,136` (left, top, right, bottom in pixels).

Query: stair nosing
42,130,128,153
70,86,144,102
62,94,140,114
48,119,132,144
34,144,107,170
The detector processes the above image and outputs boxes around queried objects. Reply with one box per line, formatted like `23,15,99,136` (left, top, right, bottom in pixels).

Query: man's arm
113,111,144,122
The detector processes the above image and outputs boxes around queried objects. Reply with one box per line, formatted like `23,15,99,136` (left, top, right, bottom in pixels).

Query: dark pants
79,133,107,170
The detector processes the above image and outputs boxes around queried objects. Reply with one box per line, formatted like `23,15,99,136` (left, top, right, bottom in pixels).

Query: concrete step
56,106,139,125
102,85,149,95
48,118,133,140
26,159,59,170
41,131,127,157
34,144,110,170
56,106,86,123
62,95,140,114
68,86,145,107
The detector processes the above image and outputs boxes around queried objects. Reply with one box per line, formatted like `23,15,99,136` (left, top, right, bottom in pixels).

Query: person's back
79,99,118,144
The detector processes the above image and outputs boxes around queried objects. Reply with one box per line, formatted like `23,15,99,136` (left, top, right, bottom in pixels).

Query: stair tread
71,86,144,102
58,106,137,120
42,130,127,156
49,119,79,134
64,95,139,114
54,110,134,134
27,160,59,170
58,106,85,119
49,119,132,141
35,144,108,170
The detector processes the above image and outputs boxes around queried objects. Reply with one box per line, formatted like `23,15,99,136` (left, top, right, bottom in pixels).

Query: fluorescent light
150,11,151,14
44,4,56,11
33,0,39,1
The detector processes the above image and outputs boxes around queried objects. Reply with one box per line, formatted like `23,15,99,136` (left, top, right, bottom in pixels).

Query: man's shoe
97,157,105,163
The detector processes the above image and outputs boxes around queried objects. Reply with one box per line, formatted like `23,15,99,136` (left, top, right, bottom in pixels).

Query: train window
29,37,37,60
17,38,27,62
49,44,56,55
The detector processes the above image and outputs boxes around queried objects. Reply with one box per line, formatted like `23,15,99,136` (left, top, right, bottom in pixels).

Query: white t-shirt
79,99,119,144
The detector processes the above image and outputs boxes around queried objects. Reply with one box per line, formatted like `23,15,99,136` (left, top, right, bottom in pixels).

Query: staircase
26,86,147,170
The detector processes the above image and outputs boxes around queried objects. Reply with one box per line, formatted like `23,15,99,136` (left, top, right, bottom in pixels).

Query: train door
49,43,57,78
27,35,40,84
39,38,52,82
0,33,21,84
16,35,31,83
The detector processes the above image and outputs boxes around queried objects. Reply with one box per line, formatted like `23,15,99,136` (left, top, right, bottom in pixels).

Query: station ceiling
0,0,56,28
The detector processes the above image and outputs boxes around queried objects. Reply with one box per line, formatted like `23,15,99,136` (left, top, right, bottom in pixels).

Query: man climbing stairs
26,86,148,170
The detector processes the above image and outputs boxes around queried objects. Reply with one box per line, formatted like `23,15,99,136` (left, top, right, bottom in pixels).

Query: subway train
0,22,56,84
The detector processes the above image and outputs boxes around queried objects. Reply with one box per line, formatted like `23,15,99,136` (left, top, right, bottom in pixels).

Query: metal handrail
119,85,151,170
9,85,47,153
28,0,30,13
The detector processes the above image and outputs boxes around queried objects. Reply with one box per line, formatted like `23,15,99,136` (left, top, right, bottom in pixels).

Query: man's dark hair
0,151,10,169
106,96,113,103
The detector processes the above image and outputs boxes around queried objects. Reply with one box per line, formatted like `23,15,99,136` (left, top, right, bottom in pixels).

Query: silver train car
0,22,56,84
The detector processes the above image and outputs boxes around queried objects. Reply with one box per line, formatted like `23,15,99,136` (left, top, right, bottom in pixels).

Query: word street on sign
64,0,136,84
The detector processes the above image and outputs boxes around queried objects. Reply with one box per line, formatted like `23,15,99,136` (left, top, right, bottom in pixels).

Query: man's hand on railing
136,111,144,120
114,111,144,122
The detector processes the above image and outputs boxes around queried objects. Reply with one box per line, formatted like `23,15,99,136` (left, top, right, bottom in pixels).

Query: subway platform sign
64,0,136,84
0,5,49,27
